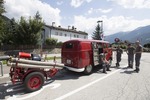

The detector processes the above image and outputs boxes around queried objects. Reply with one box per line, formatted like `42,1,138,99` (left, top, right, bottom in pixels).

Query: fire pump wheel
84,65,93,75
24,72,44,92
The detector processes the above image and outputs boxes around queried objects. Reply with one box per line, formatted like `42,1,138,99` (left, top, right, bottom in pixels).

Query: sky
3,0,150,38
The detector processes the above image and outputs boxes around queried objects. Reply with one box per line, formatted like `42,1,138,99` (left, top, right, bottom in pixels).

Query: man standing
116,46,123,68
134,41,143,73
126,44,135,68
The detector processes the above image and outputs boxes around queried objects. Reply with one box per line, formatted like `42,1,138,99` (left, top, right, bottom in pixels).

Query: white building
43,25,88,42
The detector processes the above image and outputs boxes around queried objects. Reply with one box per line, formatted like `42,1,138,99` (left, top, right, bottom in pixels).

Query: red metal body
9,54,59,85
61,39,113,70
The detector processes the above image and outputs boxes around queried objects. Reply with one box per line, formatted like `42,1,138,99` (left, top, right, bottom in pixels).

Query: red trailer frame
8,53,60,92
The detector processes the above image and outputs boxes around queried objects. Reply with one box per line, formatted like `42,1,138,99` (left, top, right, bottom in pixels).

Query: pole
0,61,3,76
41,29,45,57
97,20,103,40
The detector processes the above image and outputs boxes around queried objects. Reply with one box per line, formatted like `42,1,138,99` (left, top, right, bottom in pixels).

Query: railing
0,45,61,51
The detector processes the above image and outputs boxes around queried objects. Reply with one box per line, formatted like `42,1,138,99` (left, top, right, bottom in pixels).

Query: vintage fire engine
0,39,113,92
61,39,113,74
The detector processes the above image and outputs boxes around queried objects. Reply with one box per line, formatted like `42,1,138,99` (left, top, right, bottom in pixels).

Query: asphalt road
0,52,150,100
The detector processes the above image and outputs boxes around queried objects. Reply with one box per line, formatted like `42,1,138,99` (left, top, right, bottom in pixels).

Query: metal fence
0,45,61,51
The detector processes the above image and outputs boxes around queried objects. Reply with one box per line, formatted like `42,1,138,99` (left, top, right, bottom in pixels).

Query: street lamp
52,22,55,27
97,20,103,40
40,28,45,57
68,25,70,30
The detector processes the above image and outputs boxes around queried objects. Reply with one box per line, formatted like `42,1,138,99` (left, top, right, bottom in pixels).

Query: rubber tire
83,65,93,75
24,72,44,92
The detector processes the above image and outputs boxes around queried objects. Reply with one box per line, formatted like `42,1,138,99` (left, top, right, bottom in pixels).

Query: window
77,35,79,38
55,32,58,35
74,35,76,37
64,34,67,37
60,32,62,36
65,43,73,49
84,36,86,39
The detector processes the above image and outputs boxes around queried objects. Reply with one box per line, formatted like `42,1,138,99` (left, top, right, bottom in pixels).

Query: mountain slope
105,25,150,45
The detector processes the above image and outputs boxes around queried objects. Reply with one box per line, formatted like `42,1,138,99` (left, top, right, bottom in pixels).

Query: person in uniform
99,51,111,74
126,43,135,68
116,46,123,68
134,41,142,73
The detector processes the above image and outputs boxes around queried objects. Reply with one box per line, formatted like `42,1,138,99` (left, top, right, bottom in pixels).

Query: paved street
0,52,150,100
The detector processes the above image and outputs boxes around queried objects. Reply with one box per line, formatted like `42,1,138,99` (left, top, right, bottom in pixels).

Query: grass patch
44,56,61,60
2,60,7,64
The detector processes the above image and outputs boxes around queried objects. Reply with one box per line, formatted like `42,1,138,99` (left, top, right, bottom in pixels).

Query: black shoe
106,69,111,71
116,63,118,67
130,64,133,69
103,71,107,74
127,66,130,68
134,68,139,73
127,66,132,69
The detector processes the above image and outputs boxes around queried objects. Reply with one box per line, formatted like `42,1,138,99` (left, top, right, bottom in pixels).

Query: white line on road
7,83,61,100
54,66,126,100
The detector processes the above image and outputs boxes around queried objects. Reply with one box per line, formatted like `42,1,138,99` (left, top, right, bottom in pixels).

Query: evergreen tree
15,11,44,45
91,23,102,40
0,0,6,44
0,0,5,15
0,18,16,44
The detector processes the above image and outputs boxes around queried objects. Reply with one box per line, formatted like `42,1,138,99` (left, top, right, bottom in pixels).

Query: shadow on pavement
120,67,137,74
0,79,54,99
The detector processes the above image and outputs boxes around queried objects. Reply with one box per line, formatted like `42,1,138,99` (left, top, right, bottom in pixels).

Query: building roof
45,25,88,35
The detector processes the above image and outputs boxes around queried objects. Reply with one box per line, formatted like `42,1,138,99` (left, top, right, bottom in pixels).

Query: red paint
19,52,31,58
28,76,42,90
61,39,113,68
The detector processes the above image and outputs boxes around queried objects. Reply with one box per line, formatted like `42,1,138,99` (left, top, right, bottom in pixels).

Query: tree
0,0,5,15
91,23,102,40
15,12,44,45
144,43,150,48
45,38,58,45
3,18,17,44
0,0,6,44
0,18,16,44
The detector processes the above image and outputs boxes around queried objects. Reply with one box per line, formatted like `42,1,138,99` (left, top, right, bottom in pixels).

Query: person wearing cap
126,43,135,68
116,46,123,68
134,41,143,73
99,51,111,74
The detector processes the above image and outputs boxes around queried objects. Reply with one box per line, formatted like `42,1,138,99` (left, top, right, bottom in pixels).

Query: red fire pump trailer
0,39,112,92
6,52,64,92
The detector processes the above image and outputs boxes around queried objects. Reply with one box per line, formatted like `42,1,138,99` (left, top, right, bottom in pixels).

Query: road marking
54,66,126,100
7,83,61,100
0,74,9,79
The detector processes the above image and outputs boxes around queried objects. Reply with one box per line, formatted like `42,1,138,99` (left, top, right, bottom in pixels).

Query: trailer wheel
24,72,44,92
83,65,93,75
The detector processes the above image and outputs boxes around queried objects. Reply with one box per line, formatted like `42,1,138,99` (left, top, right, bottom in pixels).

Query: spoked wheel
24,72,44,92
83,65,93,75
